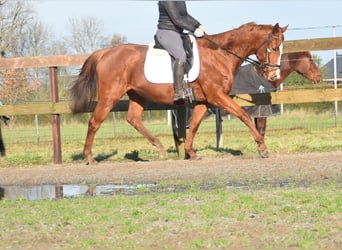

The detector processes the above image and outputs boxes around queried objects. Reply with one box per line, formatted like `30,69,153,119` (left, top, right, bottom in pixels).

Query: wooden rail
1,88,342,116
0,37,341,163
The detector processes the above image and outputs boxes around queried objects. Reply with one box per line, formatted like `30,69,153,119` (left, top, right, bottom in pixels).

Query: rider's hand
194,25,206,37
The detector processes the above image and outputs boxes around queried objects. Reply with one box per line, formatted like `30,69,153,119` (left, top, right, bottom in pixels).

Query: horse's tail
70,49,107,114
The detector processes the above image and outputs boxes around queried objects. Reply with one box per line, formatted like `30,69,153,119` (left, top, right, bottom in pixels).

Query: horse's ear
281,24,289,33
272,23,288,34
272,23,280,33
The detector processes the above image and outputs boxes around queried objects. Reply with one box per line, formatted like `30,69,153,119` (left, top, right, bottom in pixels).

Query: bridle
254,33,282,76
202,32,282,77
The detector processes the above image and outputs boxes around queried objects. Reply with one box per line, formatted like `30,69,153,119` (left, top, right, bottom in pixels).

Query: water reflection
0,180,306,201
0,183,157,201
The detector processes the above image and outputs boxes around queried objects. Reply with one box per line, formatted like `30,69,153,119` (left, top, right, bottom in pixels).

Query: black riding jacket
157,1,201,33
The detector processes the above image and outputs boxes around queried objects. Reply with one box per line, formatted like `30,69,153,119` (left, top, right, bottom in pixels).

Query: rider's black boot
173,59,186,102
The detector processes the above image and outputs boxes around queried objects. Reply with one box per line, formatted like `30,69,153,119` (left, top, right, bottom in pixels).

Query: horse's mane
238,22,257,29
205,22,262,49
236,22,273,32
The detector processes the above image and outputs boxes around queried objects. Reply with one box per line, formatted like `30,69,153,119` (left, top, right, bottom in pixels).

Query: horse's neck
207,30,258,58
271,71,292,87
201,30,261,77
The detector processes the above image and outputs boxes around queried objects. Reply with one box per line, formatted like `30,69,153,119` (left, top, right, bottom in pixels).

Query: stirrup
184,87,194,103
183,76,195,103
174,92,186,101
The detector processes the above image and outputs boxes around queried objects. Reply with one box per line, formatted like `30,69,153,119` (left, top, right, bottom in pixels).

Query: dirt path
1,151,341,186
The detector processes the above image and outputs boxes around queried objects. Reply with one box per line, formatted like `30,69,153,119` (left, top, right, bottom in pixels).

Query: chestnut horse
253,51,321,138
70,22,288,164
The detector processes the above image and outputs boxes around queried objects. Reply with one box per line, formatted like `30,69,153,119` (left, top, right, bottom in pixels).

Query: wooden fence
1,37,342,163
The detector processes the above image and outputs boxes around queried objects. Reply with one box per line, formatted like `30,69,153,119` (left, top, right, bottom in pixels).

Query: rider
155,1,206,102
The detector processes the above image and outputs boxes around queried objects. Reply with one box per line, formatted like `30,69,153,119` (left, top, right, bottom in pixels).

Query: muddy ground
1,151,341,187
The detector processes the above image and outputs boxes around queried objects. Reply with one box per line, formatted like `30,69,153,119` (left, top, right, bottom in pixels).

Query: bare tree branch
65,16,112,54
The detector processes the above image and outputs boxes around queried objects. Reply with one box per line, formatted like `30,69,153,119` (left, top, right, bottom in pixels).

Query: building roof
323,53,342,81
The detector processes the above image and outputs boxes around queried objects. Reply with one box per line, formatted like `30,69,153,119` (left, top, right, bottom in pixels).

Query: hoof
86,160,98,165
86,155,98,165
258,150,269,158
189,155,202,160
159,150,168,159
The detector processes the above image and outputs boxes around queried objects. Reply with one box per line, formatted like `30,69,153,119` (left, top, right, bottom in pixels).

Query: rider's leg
173,59,186,101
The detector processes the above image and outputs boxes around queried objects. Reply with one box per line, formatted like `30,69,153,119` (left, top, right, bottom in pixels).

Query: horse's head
255,23,288,81
291,51,321,84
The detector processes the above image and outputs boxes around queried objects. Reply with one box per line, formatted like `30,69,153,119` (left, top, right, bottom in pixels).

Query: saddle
144,34,200,84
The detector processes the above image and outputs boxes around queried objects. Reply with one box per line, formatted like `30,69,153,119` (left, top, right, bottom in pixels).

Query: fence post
171,107,187,159
215,108,223,148
177,106,187,159
49,67,62,164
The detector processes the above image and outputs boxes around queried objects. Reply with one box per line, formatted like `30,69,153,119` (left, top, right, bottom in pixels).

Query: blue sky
32,0,342,64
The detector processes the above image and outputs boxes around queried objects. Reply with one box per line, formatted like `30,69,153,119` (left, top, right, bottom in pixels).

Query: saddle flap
144,34,200,84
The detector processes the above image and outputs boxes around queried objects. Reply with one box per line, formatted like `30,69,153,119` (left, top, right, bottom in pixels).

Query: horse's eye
272,47,278,52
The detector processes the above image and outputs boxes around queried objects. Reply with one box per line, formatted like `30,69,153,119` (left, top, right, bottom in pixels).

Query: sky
31,0,342,65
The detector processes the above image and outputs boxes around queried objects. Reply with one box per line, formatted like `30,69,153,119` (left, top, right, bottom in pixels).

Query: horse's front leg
217,96,268,158
185,103,208,160
126,99,167,158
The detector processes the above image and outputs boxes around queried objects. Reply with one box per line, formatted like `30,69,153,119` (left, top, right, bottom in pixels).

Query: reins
202,34,261,67
202,33,282,74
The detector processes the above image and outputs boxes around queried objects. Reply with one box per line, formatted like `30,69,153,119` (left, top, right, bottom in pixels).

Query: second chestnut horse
244,51,321,138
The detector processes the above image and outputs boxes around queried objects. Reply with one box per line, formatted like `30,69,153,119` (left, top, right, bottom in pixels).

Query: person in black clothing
155,1,206,102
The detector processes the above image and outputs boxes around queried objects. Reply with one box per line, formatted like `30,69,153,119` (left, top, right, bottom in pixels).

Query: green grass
1,109,342,167
0,182,341,249
1,110,341,249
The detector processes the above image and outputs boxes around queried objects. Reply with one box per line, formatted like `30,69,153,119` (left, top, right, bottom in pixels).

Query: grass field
1,181,341,249
1,109,342,249
0,109,342,167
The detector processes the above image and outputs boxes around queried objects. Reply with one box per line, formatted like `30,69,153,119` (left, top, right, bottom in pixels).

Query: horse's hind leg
255,117,267,138
84,100,117,164
185,103,209,160
126,99,167,158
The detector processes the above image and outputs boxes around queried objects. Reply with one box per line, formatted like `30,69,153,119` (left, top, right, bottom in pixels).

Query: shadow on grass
199,146,243,156
124,150,149,162
71,150,118,162
206,146,243,156
71,146,242,163
166,145,243,159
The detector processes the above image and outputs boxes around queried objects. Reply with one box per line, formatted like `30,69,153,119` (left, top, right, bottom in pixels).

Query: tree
65,16,112,54
18,20,50,56
0,0,34,57
0,68,39,103
110,33,127,47
0,1,42,104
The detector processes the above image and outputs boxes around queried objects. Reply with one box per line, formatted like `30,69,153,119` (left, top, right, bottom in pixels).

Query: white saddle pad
144,35,200,84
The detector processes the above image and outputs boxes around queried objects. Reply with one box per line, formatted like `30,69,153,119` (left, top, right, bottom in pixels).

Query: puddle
0,183,157,201
0,182,253,201
0,179,333,201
